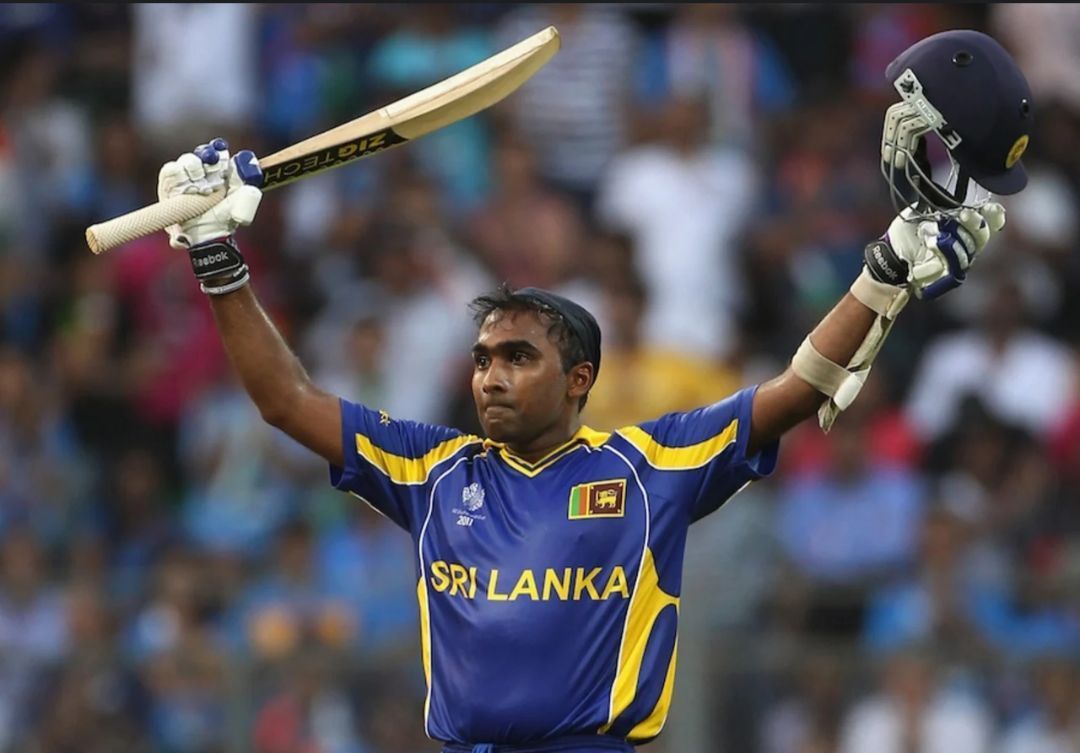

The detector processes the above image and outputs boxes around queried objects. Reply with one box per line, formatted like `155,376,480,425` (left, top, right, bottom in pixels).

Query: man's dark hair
469,282,592,410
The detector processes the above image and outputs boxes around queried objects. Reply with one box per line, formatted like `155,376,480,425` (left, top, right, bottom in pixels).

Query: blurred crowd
0,3,1079,753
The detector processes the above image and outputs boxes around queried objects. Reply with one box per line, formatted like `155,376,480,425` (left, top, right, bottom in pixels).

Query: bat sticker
262,128,408,189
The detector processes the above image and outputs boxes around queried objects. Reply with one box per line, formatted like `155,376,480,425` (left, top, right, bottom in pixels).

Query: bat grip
85,191,226,254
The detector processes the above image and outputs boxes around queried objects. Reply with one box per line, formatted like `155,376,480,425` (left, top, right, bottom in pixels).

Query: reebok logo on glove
864,240,908,286
193,252,232,267
188,238,245,283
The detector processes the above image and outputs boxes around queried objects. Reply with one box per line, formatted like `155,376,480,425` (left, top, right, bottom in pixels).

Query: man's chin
479,415,520,443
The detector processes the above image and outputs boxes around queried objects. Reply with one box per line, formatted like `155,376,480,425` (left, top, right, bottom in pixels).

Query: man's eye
474,355,490,368
512,351,529,364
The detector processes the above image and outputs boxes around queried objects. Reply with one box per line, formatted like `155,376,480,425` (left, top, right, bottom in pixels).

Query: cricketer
151,29,1031,753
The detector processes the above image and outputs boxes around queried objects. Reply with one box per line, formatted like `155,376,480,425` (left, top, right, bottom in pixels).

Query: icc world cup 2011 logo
462,483,485,513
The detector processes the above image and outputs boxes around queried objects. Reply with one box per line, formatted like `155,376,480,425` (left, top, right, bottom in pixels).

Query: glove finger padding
957,208,991,257
910,216,971,299
198,146,231,193
157,159,200,249
980,201,1006,233
909,220,949,286
177,153,211,190
935,216,974,275
924,203,1006,298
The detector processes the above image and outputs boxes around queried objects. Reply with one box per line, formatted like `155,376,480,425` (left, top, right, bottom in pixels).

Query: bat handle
85,191,226,254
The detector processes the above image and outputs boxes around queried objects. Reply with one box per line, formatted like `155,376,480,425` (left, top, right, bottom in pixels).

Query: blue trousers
442,735,634,753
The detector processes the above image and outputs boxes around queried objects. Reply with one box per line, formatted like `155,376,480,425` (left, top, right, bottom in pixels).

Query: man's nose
482,363,509,393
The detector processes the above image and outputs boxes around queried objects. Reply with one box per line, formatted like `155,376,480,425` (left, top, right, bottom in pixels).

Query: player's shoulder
635,387,755,440
340,400,486,475
606,387,757,472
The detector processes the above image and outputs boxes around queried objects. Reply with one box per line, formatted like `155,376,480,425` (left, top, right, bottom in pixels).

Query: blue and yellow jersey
329,386,779,747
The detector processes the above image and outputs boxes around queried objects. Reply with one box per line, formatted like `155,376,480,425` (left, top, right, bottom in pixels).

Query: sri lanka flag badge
568,479,627,519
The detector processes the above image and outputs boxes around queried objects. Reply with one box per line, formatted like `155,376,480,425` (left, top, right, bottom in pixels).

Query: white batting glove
865,202,1006,300
157,138,263,250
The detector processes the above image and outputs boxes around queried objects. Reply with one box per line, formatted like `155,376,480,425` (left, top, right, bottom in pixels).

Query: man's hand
157,138,264,249
864,202,1006,299
158,138,265,295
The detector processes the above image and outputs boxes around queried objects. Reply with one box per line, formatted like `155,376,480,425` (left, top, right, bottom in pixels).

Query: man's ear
567,362,594,402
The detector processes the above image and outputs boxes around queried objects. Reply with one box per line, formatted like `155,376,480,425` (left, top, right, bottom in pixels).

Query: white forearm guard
792,268,910,432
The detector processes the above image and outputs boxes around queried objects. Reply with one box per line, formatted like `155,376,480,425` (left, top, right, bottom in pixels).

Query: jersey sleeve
615,385,780,523
329,399,482,533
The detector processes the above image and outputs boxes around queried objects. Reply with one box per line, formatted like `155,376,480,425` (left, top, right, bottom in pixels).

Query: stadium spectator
595,93,761,361
904,278,1079,445
131,4,257,155
773,406,927,642
839,645,994,753
462,130,593,301
999,656,1080,753
861,495,1010,661
0,525,72,749
493,4,641,213
583,268,743,431
366,5,494,212
760,651,850,753
640,4,796,152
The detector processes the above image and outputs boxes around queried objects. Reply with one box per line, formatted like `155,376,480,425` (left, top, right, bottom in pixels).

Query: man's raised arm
158,139,344,468
748,204,1005,457
748,28,1032,456
206,286,344,467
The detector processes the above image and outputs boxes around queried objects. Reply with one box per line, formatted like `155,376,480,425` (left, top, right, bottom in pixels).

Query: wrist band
200,265,250,296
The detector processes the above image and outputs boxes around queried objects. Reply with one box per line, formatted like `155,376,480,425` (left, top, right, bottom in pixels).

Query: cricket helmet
881,29,1034,217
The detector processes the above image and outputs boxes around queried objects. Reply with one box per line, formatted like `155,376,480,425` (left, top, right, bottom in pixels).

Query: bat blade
85,25,560,254
258,127,407,191
259,24,559,191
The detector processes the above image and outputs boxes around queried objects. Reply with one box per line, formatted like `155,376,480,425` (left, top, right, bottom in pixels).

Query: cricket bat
85,25,560,255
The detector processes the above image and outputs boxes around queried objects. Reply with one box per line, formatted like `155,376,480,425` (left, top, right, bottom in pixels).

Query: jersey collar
483,426,611,477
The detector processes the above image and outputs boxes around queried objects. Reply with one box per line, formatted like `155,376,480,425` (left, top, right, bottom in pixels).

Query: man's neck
506,417,582,463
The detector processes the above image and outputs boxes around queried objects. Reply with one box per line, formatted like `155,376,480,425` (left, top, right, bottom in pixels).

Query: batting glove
157,138,264,249
864,202,1006,300
157,138,265,294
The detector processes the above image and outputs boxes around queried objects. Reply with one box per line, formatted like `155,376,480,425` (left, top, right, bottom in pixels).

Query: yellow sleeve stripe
355,433,481,485
616,419,739,471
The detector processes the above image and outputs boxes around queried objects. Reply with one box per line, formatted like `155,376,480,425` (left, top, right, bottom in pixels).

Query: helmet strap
951,167,971,205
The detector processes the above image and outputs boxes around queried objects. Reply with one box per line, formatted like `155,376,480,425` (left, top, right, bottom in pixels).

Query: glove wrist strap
863,238,909,287
189,237,251,296
200,265,250,296
189,236,246,282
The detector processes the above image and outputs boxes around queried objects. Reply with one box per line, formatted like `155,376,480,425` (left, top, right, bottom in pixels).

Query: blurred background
1,3,1079,752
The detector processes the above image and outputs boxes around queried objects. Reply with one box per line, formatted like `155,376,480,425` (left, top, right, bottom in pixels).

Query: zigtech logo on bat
428,561,631,602
261,129,408,187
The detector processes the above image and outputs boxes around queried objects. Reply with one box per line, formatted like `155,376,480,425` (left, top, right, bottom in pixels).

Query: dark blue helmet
881,29,1033,216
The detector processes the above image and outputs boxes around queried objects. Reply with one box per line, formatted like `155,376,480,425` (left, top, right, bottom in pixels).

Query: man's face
471,309,584,444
